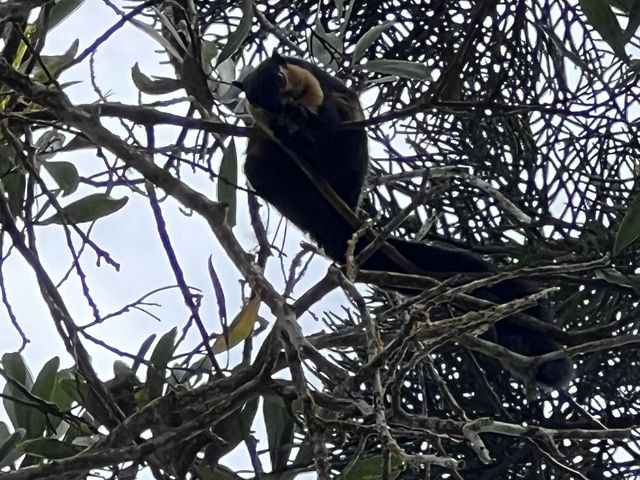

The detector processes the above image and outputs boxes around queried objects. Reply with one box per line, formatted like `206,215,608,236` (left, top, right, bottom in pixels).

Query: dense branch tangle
0,0,638,479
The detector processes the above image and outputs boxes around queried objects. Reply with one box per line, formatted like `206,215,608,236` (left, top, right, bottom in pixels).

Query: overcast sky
0,1,350,477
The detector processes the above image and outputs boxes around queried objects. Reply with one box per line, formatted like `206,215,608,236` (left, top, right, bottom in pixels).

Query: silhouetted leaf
59,377,112,427
217,0,252,66
132,334,156,374
614,193,640,255
20,438,83,459
352,22,394,63
263,394,294,471
2,353,33,431
32,39,79,82
146,328,177,399
48,0,85,30
356,59,432,79
131,63,182,95
181,54,214,108
43,161,79,196
311,17,343,66
0,428,25,467
579,0,628,59
343,454,403,480
39,194,128,225
217,140,238,227
26,357,60,438
194,464,243,480
210,397,259,461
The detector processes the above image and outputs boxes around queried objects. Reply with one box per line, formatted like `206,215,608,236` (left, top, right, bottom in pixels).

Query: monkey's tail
362,237,573,388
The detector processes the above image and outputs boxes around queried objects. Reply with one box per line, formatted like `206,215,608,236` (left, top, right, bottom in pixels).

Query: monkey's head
233,53,324,116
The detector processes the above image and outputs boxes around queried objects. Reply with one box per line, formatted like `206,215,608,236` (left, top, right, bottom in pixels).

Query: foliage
0,0,638,479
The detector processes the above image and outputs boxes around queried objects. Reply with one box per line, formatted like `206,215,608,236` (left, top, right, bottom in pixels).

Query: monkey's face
238,56,287,113
236,54,324,117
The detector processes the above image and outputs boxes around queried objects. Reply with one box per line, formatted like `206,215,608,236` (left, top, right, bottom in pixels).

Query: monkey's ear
232,80,244,90
271,51,285,65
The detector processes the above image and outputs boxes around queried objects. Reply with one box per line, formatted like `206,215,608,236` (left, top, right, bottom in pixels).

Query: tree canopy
0,0,639,479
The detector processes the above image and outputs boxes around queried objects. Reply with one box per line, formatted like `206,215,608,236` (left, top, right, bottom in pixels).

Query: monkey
233,53,572,389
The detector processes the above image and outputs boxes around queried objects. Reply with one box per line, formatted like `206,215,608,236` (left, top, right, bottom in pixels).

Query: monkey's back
244,58,369,260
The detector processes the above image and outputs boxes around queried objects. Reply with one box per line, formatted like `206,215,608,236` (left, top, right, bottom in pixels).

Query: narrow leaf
217,0,253,66
208,256,227,329
579,0,628,59
132,334,156,374
356,59,432,80
48,0,85,30
217,140,238,227
32,39,79,82
0,428,26,467
211,397,259,460
263,395,294,471
20,438,83,459
352,22,394,63
146,328,177,399
27,357,60,438
613,193,640,255
311,17,343,66
2,353,34,431
39,194,128,225
343,454,403,480
3,170,25,218
59,377,112,427
131,63,182,95
181,53,214,108
212,297,260,354
194,464,243,480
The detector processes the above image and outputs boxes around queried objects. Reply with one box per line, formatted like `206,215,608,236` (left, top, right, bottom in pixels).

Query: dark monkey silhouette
235,53,572,388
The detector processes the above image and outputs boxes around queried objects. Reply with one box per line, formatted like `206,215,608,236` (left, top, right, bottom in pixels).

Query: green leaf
2,353,34,431
210,397,259,461
0,428,26,467
146,328,177,399
35,130,66,158
311,17,343,67
579,0,628,59
343,454,404,480
352,22,394,63
59,134,95,152
194,464,243,480
0,142,25,217
39,193,128,225
263,395,294,471
106,362,139,418
623,0,640,40
27,357,60,438
217,140,238,227
0,423,9,443
356,59,432,80
59,377,112,428
20,438,83,459
201,40,219,73
217,0,253,66
613,193,640,255
131,63,182,95
48,0,86,30
181,53,214,108
132,334,156,374
595,269,640,296
32,39,79,82
3,170,26,218
43,161,79,196
48,370,73,431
